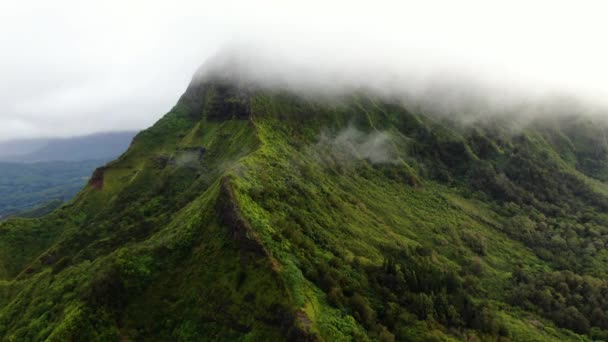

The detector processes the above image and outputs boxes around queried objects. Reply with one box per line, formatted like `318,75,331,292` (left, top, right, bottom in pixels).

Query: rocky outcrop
89,166,107,189
216,177,320,341
216,177,268,257
204,83,251,121
179,75,251,121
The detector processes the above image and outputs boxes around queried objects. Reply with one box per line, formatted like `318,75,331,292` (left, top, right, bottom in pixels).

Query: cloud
314,126,398,166
1,1,608,140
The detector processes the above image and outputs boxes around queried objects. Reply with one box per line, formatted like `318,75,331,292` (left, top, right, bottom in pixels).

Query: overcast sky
1,0,607,141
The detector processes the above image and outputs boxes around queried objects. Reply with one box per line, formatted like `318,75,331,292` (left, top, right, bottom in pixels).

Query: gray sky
1,0,607,140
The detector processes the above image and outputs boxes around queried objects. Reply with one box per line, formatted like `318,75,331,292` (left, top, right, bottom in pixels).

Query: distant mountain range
0,160,106,218
0,131,137,218
0,131,137,162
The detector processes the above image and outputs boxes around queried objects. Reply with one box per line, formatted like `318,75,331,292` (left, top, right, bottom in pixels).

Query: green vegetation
0,78,608,340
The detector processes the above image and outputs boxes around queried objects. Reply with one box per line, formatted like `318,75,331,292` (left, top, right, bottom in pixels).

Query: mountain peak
2,67,608,340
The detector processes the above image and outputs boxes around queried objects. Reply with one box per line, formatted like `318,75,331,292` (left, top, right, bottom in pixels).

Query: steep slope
1,73,608,341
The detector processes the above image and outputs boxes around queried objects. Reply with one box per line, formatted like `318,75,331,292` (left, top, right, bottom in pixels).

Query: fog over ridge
192,44,608,125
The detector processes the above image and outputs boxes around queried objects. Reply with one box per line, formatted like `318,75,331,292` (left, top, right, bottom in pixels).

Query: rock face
205,83,251,121
216,177,268,257
179,74,252,122
89,166,106,189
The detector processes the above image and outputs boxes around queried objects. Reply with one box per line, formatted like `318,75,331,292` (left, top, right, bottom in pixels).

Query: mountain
0,131,137,162
0,138,49,160
1,70,608,341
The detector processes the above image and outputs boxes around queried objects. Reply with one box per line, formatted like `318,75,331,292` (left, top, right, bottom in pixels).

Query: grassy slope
0,81,606,340
226,94,585,341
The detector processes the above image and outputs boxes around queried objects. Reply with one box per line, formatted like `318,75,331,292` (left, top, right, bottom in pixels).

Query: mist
313,126,397,167
2,1,608,141
194,44,608,129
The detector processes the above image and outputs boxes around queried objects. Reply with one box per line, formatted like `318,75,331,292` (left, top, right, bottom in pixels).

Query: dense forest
0,73,608,341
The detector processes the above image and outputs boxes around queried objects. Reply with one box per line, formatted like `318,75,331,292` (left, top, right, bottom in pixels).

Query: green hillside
1,74,608,341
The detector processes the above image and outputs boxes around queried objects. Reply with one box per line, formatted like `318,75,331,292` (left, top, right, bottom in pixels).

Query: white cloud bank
1,0,608,140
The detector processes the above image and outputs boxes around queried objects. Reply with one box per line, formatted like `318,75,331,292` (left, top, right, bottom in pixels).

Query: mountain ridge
1,74,608,340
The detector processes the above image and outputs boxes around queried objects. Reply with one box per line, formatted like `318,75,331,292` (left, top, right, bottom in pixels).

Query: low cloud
314,126,398,166
3,1,608,141
173,151,201,168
